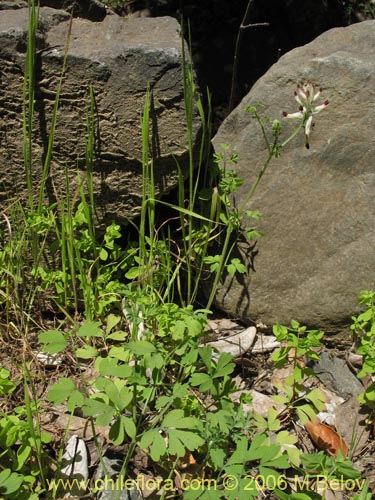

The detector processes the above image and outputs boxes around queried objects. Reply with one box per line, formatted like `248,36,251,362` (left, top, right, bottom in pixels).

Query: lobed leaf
77,321,103,338
38,330,67,354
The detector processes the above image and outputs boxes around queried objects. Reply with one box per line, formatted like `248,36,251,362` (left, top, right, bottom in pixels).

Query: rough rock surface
211,20,375,330
40,1,107,21
101,0,348,109
0,7,199,223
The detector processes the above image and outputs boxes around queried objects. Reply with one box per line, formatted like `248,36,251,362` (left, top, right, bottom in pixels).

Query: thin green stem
23,0,39,210
37,14,73,213
206,116,304,311
281,120,305,150
23,363,47,491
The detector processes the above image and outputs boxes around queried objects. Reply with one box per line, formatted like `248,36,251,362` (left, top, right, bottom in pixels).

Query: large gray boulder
212,20,375,331
0,7,199,223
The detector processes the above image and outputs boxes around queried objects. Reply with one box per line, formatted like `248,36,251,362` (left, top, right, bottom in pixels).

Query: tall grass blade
23,0,39,210
37,13,73,213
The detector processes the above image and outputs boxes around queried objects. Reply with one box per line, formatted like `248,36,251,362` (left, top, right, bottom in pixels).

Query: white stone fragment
205,326,257,359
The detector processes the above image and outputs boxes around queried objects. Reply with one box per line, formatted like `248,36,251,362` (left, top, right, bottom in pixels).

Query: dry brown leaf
305,419,348,457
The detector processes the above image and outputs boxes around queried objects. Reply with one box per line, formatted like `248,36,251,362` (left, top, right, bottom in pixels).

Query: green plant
271,320,326,425
4,0,372,498
273,451,364,500
100,0,126,11
1,20,129,322
351,288,375,409
0,367,50,500
38,311,233,496
343,0,375,22
40,309,309,500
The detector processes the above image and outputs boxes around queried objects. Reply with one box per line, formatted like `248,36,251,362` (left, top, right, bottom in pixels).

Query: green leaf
282,444,301,468
247,433,270,461
150,432,167,461
140,430,167,461
203,255,221,272
76,344,98,359
123,416,137,440
245,210,261,220
0,368,16,396
246,229,263,241
272,323,288,340
77,321,103,338
199,345,213,370
101,380,132,412
107,331,128,341
96,357,132,378
107,314,121,333
94,378,132,411
261,451,289,468
213,352,235,378
300,451,328,472
297,404,318,425
271,394,289,405
274,430,298,446
266,407,281,432
67,390,84,412
181,347,199,367
227,258,246,276
99,247,108,260
173,383,188,399
0,469,24,494
171,320,186,341
304,388,327,412
82,398,115,426
210,447,226,469
38,330,67,354
145,352,164,371
163,409,187,428
108,345,132,362
155,395,172,410
139,429,155,448
168,429,204,457
162,410,201,431
109,416,125,445
290,319,300,329
226,436,249,470
118,386,133,410
207,409,234,434
190,373,212,391
185,316,204,337
335,460,362,480
125,267,141,279
127,340,157,355
47,378,76,405
16,442,31,469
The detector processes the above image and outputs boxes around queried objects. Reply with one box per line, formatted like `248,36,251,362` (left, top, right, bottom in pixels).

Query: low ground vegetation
0,2,374,499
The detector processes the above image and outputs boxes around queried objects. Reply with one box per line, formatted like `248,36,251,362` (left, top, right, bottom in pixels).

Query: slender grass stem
37,14,73,213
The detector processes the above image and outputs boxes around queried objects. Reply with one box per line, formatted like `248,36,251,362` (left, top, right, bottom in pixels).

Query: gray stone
311,352,363,399
211,20,375,330
95,454,143,500
40,1,107,22
0,1,28,9
0,8,200,224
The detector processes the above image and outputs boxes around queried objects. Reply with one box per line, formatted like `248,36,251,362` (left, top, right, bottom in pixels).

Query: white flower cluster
283,82,329,149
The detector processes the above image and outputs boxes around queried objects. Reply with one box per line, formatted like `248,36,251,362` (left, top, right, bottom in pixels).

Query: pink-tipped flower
283,82,329,149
